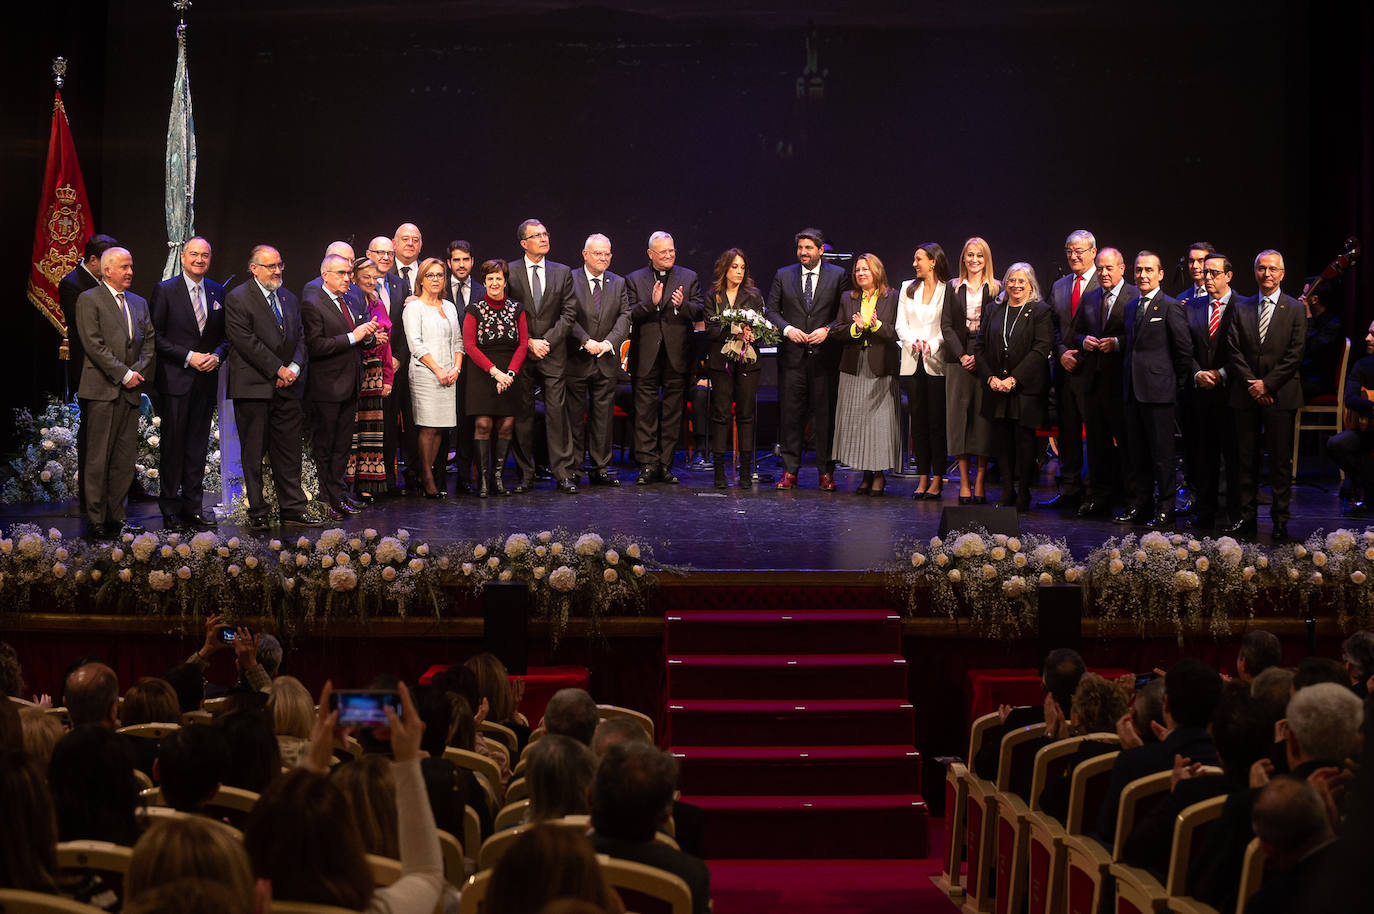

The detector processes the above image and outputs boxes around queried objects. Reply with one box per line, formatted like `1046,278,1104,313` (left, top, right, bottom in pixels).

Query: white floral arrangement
714,307,779,364
1,400,82,503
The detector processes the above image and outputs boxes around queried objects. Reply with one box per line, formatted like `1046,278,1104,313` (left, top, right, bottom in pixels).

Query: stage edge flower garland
0,524,665,646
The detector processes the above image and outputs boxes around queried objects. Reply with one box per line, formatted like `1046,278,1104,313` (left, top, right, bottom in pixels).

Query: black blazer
567,269,631,379
225,281,307,400
764,262,850,369
1226,291,1307,410
1071,282,1138,396
1121,291,1192,405
301,287,367,402
837,289,899,377
1184,292,1239,399
59,263,100,391
379,272,412,367
626,264,704,375
507,258,578,374
704,287,766,373
974,300,1053,425
1050,269,1101,362
301,275,365,312
150,275,228,397
941,280,994,364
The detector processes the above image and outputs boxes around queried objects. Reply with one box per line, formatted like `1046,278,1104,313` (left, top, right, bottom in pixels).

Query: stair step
681,794,930,858
674,745,922,796
666,699,916,747
667,654,908,700
666,610,901,655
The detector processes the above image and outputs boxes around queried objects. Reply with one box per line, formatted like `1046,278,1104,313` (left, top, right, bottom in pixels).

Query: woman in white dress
896,243,950,501
402,257,462,498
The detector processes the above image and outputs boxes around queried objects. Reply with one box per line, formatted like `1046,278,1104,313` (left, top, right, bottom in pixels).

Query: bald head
394,224,422,265
1096,248,1126,291
64,662,120,729
324,241,355,261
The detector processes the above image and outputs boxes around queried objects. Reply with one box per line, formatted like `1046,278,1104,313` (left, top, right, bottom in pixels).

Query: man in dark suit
1225,250,1307,540
1115,252,1192,528
75,246,155,538
60,232,120,512
627,231,705,486
1182,253,1242,531
446,240,482,493
1177,241,1216,304
224,245,320,531
507,219,579,493
302,254,380,520
1040,229,1100,509
971,648,1085,781
300,242,365,310
763,227,849,490
1245,777,1338,914
364,235,411,495
566,234,632,487
1071,247,1136,517
1174,241,1216,512
149,236,226,531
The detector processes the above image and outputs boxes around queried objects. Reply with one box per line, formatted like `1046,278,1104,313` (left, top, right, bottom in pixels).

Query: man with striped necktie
1225,250,1306,540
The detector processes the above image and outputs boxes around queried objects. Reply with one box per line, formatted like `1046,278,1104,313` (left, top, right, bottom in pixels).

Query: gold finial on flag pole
52,57,67,89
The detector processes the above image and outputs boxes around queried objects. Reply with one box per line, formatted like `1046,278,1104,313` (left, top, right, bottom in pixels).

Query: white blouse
896,280,947,377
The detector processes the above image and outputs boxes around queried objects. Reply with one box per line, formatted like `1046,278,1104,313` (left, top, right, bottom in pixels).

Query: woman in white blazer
896,243,951,500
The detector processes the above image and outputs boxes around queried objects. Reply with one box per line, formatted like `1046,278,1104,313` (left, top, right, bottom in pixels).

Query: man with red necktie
1181,253,1241,531
1041,229,1100,510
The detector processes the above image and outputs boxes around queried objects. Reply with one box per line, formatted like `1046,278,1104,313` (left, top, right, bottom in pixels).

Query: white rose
1352,571,1366,584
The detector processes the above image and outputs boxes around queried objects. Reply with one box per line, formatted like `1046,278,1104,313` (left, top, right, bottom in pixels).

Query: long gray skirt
833,360,901,471
945,364,991,456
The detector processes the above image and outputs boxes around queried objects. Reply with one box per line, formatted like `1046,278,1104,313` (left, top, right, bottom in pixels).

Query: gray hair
1343,631,1374,680
583,233,611,250
248,244,278,267
320,253,350,274
543,688,599,746
1065,229,1096,249
99,247,131,272
1002,262,1043,301
256,633,282,678
1286,682,1362,762
517,219,544,243
1254,249,1285,270
647,231,673,248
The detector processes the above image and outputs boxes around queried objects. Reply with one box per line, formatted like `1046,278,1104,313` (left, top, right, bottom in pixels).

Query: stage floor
3,458,1353,572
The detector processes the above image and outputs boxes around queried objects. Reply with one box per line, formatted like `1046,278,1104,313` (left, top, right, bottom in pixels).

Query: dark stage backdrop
4,0,1371,441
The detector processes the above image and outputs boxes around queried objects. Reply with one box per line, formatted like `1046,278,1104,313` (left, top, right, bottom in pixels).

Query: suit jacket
567,269,631,379
972,705,1044,781
940,280,994,364
1226,291,1307,410
150,275,228,397
301,287,367,402
1094,725,1217,847
764,262,850,369
375,272,412,369
837,289,900,377
626,264,705,375
1071,282,1138,396
225,281,307,400
704,287,767,374
60,263,100,391
301,275,365,312
447,275,481,314
75,285,155,405
507,258,578,374
1122,292,1192,405
1184,292,1239,405
1050,270,1101,364
592,834,711,914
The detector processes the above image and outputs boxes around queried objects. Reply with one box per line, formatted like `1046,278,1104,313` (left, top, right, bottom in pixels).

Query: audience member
1250,666,1294,724
543,688,600,746
411,684,492,839
122,677,181,725
1292,656,1348,692
164,661,206,714
0,700,20,749
1246,777,1338,914
1037,673,1128,822
590,741,710,914
267,674,314,767
48,726,140,847
332,754,401,858
527,734,596,823
1342,631,1374,698
0,748,60,894
155,723,230,813
1236,629,1282,681
1131,677,1167,745
466,652,530,749
486,826,624,914
216,708,282,794
973,647,1085,779
0,641,26,698
185,615,279,696
589,715,706,858
18,708,64,766
64,661,120,728
126,817,256,914
592,717,649,757
1276,681,1362,778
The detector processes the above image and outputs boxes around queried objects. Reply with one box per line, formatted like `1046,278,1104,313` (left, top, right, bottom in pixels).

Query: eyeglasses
524,231,550,241
324,269,354,277
422,272,446,280
1064,246,1093,257
253,262,284,271
1255,265,1284,274
367,248,394,257
1202,269,1228,278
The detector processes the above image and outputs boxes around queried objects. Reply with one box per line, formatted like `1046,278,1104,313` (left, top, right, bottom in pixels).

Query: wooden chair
202,696,232,716
333,736,364,763
480,737,511,772
1058,750,1121,914
599,856,692,914
445,747,504,808
1113,790,1225,914
1024,735,1120,914
45,707,71,726
116,723,180,740
437,828,466,888
463,805,482,865
505,776,529,804
181,710,213,725
135,805,243,840
479,720,519,756
269,903,364,914
933,710,1000,899
988,723,1049,914
131,768,154,791
55,840,133,878
1293,336,1351,478
459,870,491,914
366,854,402,887
477,816,591,871
0,890,107,913
1164,834,1265,914
597,704,656,742
5,695,37,708
495,799,530,831
140,784,260,829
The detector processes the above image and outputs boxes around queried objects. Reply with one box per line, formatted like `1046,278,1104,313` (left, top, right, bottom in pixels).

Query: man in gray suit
75,246,155,538
566,234,632,487
1225,250,1307,540
507,219,578,493
1040,229,1100,509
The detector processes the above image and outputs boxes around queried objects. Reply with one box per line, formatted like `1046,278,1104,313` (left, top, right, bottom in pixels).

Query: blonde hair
847,252,891,301
127,817,254,914
268,675,314,739
330,755,399,859
958,236,1001,295
19,708,65,767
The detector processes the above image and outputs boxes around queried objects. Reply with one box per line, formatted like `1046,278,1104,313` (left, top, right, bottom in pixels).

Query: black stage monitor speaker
937,506,1020,538
483,581,529,674
1037,583,1083,658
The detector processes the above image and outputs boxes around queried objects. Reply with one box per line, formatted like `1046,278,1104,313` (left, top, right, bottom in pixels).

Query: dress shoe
776,472,798,490
1077,501,1108,518
422,491,443,501
535,465,554,481
1145,512,1176,530
385,485,407,498
1037,492,1081,510
281,513,323,528
512,476,532,494
557,478,579,495
356,491,376,505
1113,508,1148,525
660,467,680,485
714,456,728,489
342,494,365,510
120,522,145,535
688,454,713,471
870,472,887,496
86,522,114,540
336,501,362,515
185,514,217,531
637,466,657,486
957,495,972,505
162,515,186,533
589,470,621,487
819,473,837,491
452,479,472,495
856,472,873,496
325,506,347,520
996,490,1017,507
1271,523,1293,543
246,517,271,533
1222,518,1258,539
971,495,987,505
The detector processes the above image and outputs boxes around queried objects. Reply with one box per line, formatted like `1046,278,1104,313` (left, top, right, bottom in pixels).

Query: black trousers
992,418,1038,509
902,366,947,477
1082,382,1128,504
1055,373,1089,496
708,363,761,455
633,351,687,469
514,362,573,482
1186,392,1240,524
157,386,216,519
567,370,620,471
310,396,359,509
778,356,838,475
1234,405,1296,526
1328,428,1374,490
234,395,307,519
1125,398,1178,514
389,365,422,486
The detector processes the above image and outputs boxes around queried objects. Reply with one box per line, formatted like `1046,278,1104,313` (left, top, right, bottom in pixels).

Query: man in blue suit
150,237,227,531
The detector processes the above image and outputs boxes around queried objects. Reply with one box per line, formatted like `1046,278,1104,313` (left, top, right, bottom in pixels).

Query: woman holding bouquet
833,253,901,495
705,248,768,488
897,243,950,500
463,259,529,498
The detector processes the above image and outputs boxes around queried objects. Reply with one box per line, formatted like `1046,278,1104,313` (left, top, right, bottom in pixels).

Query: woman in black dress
462,260,530,497
704,248,766,489
942,237,1000,504
974,262,1052,511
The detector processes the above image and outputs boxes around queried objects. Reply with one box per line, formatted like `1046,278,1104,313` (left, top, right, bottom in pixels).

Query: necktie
117,292,132,340
337,295,354,329
1137,295,1151,325
400,266,412,299
192,284,206,334
1071,275,1083,316
1101,291,1114,331
1209,300,1221,338
269,290,284,329
592,277,603,315
1258,298,1272,344
531,264,543,310
803,270,814,308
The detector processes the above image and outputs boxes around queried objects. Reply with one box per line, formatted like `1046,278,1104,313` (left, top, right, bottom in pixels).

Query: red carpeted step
668,654,908,700
666,609,901,655
667,698,916,747
674,745,922,796
684,794,930,859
